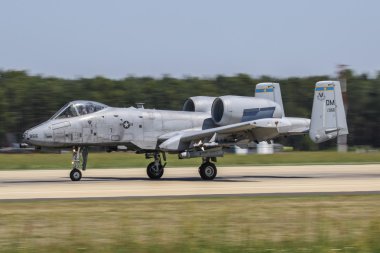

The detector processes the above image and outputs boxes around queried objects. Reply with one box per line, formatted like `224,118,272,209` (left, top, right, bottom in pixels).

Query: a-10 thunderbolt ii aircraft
23,81,348,181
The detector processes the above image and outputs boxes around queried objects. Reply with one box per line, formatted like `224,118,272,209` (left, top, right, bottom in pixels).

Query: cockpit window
50,101,108,120
56,104,78,119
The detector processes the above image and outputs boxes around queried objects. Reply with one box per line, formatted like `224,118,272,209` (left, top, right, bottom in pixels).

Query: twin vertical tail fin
309,81,348,143
255,83,285,116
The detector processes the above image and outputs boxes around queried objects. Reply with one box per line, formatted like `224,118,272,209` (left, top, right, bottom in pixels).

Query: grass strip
0,195,380,252
0,151,379,170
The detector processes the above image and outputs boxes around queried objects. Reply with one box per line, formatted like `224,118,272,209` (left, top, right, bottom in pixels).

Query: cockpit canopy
50,100,108,120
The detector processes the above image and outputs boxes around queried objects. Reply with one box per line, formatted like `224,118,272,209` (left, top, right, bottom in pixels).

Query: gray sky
1,0,379,79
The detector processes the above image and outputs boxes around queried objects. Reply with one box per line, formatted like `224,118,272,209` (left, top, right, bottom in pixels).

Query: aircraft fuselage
24,107,212,150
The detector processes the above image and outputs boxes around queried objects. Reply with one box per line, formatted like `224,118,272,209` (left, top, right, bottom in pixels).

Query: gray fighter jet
23,81,348,181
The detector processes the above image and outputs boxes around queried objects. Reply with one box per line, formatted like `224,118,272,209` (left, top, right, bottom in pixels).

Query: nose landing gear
70,146,88,181
70,168,82,181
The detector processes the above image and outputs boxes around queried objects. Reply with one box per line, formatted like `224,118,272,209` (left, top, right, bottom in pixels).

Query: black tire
70,168,82,181
199,162,217,180
147,162,164,179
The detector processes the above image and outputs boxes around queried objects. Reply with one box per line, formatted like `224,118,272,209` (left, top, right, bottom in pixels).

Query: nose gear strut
70,146,88,181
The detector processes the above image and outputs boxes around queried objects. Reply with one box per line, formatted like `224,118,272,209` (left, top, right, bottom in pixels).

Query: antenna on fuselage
136,103,145,109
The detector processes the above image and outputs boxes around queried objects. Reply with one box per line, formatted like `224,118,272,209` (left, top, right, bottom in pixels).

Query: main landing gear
145,152,218,181
198,158,217,180
70,146,88,181
146,151,166,179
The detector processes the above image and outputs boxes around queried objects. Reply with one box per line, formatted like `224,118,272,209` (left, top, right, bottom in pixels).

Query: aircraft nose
23,129,31,144
23,125,47,146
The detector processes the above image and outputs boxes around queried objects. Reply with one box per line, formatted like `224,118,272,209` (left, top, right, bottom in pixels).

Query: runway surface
0,164,380,200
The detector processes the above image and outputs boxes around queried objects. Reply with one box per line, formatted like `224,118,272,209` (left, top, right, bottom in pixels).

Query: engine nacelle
182,96,216,113
211,96,283,126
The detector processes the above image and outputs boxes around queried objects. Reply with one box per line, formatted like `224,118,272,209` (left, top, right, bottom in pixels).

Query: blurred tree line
0,70,379,150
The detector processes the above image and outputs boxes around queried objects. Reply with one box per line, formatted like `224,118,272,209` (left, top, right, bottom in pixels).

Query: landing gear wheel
70,168,82,181
199,162,217,180
147,162,164,179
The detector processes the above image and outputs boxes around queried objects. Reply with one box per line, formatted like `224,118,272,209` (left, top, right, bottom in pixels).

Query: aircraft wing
158,118,283,152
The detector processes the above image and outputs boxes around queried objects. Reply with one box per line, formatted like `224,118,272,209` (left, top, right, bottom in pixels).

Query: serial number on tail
327,108,336,112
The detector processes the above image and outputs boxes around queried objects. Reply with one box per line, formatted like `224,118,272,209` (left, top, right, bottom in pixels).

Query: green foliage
0,70,378,149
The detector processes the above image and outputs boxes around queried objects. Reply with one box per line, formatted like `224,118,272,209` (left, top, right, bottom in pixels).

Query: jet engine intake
211,96,283,126
182,96,216,113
